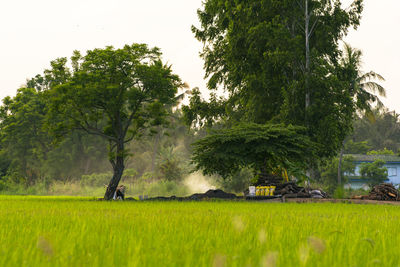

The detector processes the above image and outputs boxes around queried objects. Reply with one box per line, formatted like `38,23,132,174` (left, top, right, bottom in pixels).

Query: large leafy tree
46,44,183,200
191,123,315,179
339,43,386,114
186,0,364,161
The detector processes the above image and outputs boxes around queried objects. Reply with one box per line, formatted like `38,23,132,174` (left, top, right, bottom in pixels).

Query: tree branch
122,99,143,138
69,105,118,142
123,132,136,144
75,124,117,141
309,20,318,38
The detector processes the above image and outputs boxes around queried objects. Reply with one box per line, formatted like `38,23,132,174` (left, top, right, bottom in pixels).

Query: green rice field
1,196,400,267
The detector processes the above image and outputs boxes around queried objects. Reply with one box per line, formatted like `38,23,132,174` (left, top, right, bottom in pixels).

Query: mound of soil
144,196,183,201
188,189,237,200
141,189,238,201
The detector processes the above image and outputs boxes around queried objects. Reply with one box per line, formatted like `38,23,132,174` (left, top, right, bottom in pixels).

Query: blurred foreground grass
0,196,399,266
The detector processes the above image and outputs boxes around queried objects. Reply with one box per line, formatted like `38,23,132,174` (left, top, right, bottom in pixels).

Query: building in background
344,154,400,190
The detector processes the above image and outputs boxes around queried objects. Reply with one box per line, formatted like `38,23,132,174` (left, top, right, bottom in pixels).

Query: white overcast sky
1,0,399,112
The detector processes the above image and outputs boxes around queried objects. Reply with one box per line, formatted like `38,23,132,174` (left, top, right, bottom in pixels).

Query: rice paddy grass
0,196,399,267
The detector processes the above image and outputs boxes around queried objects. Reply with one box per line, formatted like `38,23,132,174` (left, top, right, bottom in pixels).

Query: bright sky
1,0,399,111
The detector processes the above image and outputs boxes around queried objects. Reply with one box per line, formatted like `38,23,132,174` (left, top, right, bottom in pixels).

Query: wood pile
353,183,400,201
275,182,302,193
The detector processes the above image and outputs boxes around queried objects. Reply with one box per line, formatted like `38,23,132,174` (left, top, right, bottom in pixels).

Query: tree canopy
0,86,109,187
45,44,183,199
185,0,365,162
351,109,400,153
360,159,388,186
191,123,315,178
0,88,50,185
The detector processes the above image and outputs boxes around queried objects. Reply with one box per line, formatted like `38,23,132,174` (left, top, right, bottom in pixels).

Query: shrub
333,187,345,199
367,148,394,155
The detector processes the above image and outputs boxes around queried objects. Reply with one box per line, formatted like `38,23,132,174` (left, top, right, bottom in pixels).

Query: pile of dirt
188,189,238,200
353,183,400,201
142,189,238,201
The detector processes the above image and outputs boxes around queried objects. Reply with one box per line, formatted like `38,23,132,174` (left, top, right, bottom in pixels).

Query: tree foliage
366,148,394,156
343,140,371,154
186,0,365,161
320,156,355,192
44,44,183,199
339,43,386,114
0,84,110,187
351,109,400,152
360,159,388,186
192,123,315,178
0,88,50,185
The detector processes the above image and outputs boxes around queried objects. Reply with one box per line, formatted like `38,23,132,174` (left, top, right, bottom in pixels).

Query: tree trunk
337,142,344,186
305,0,311,118
84,158,91,175
151,129,161,173
104,142,125,200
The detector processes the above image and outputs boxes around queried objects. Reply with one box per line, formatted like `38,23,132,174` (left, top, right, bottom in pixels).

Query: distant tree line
349,109,400,154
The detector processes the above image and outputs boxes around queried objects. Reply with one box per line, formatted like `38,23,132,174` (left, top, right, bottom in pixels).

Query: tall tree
187,0,364,160
46,44,182,200
299,1,362,119
339,43,386,114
